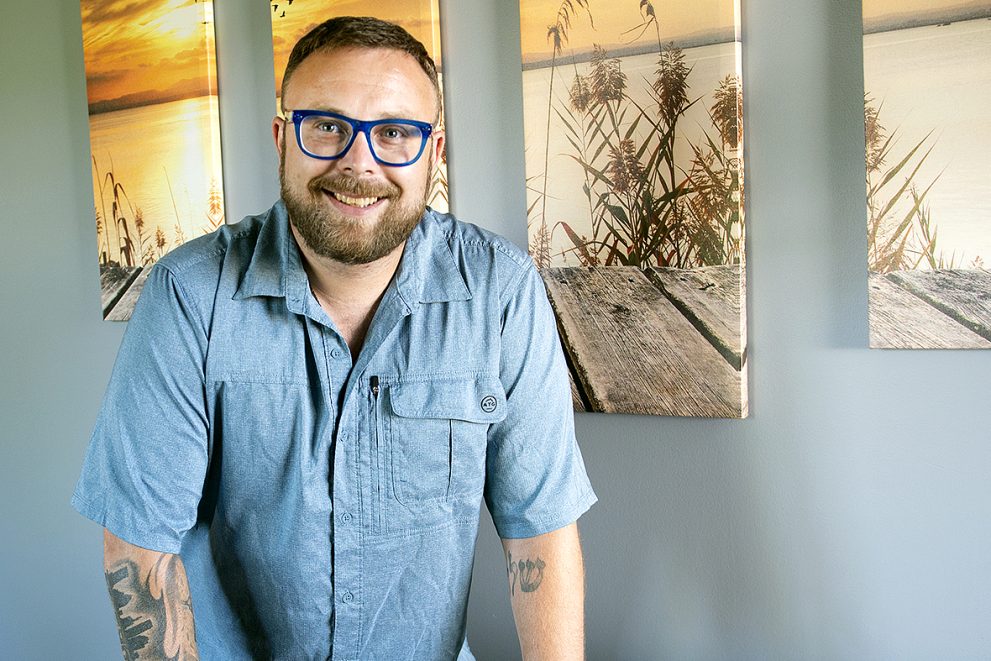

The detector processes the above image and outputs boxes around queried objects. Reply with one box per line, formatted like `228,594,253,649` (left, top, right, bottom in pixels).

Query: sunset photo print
80,0,225,321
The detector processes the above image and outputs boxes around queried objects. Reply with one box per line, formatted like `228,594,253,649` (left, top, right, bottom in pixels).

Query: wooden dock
869,269,991,349
542,264,747,418
100,265,148,321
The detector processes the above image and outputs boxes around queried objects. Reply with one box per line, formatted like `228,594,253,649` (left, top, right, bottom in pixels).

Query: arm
103,529,199,661
502,522,586,661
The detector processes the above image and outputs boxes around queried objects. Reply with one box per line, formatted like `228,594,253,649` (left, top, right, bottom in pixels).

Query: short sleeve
71,263,210,553
484,263,596,539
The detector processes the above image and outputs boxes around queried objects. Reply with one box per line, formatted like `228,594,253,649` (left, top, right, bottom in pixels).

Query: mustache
308,174,399,199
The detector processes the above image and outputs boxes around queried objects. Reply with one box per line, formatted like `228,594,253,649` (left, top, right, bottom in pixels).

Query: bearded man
73,16,595,661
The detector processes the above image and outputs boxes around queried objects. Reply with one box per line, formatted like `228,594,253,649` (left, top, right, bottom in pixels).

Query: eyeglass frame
282,109,435,167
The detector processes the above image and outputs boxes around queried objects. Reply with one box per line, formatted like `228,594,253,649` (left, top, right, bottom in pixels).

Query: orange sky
519,0,737,63
81,0,217,113
270,0,442,94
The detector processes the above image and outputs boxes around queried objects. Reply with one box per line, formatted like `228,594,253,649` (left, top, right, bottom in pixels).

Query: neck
290,224,405,355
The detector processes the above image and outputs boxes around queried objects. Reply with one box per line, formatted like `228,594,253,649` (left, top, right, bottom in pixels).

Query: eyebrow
299,106,426,121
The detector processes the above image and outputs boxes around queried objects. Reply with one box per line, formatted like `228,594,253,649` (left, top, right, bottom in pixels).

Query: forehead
284,47,437,118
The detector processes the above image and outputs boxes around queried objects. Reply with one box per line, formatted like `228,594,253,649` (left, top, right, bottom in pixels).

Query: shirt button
340,512,352,524
342,591,354,604
331,348,344,359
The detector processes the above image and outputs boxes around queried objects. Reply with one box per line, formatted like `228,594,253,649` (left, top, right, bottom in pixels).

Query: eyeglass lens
298,115,426,164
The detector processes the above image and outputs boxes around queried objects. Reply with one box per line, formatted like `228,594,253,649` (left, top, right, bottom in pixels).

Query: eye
376,124,417,143
313,119,345,134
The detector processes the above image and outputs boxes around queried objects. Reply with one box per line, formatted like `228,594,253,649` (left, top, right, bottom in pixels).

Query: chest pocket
384,375,507,506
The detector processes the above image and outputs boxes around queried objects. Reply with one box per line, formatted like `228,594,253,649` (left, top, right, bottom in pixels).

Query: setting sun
80,0,216,112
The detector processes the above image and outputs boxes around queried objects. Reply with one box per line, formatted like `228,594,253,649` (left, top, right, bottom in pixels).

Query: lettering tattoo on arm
105,555,198,661
506,551,546,596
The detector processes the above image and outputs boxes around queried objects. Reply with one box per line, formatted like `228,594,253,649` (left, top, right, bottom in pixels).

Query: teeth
333,192,380,208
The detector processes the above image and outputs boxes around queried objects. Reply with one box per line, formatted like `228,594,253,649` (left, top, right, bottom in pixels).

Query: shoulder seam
159,224,256,276
442,229,530,270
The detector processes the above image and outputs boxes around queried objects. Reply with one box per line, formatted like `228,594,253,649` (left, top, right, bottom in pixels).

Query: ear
272,116,286,155
431,129,446,169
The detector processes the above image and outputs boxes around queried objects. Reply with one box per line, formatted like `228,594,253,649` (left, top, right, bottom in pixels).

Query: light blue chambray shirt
73,201,596,660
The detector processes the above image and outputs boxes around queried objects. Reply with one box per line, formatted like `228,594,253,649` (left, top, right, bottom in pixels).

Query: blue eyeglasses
283,109,434,167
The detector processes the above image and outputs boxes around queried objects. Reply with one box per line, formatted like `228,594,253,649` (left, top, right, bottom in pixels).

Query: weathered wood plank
648,264,746,369
542,266,746,418
886,269,991,343
568,370,587,412
100,265,142,318
105,269,151,322
868,273,991,348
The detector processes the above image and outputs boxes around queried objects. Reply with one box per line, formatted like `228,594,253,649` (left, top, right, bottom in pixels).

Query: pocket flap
389,376,507,423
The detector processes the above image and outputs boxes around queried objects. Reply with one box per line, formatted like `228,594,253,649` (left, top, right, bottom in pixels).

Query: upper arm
73,264,211,554
485,265,596,539
104,528,174,568
500,522,582,555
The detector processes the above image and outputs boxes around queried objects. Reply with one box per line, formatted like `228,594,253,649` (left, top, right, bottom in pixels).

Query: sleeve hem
70,492,184,555
491,490,597,540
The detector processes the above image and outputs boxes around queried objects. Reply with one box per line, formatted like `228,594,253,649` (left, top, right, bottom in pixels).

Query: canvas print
519,0,747,417
270,0,449,212
864,1,991,348
81,0,226,321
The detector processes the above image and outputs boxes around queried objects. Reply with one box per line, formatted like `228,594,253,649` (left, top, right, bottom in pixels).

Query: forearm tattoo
506,551,546,596
105,555,198,660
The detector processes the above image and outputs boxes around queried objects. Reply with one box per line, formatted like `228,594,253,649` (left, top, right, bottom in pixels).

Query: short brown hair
281,16,441,114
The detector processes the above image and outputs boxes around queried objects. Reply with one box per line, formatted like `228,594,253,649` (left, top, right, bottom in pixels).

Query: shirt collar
233,202,471,311
392,208,472,308
233,200,309,315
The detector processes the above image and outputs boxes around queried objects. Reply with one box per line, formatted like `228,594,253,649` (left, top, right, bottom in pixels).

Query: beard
280,148,430,265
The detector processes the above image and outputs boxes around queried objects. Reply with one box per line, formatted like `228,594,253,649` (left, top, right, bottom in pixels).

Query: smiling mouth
328,191,383,208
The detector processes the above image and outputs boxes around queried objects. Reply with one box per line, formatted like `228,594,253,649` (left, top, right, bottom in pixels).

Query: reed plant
92,157,223,270
204,178,225,232
547,38,743,269
92,156,138,268
531,0,594,266
864,95,950,272
428,151,449,211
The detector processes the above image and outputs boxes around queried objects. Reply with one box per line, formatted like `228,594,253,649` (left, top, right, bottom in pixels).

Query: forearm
103,529,199,661
502,522,585,661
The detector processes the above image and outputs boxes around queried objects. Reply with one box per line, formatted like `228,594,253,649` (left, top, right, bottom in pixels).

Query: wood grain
868,274,991,348
100,265,142,319
648,264,746,369
885,269,991,343
104,269,151,322
542,266,746,418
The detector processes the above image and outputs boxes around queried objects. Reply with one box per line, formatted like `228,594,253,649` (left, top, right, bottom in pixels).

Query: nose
336,128,378,173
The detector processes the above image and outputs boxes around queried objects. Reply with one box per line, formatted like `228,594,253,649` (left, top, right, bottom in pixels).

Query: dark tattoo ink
506,551,546,596
107,565,153,659
104,556,198,660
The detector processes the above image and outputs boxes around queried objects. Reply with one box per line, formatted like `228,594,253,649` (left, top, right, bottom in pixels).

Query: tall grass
92,155,138,268
531,0,594,267
427,151,449,211
92,157,224,269
544,35,744,269
864,95,951,272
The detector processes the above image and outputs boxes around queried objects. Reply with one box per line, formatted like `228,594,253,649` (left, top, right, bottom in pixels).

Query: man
73,16,595,661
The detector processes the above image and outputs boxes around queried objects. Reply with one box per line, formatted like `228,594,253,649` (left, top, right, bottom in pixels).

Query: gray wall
2,0,989,659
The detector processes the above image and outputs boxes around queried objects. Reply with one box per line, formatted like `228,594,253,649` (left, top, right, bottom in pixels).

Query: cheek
283,154,323,187
398,164,433,194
